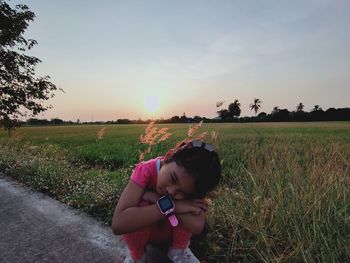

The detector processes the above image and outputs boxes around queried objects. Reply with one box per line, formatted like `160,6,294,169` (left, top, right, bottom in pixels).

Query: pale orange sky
13,0,350,121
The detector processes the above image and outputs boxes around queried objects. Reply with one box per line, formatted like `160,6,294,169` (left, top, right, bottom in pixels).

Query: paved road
0,175,127,263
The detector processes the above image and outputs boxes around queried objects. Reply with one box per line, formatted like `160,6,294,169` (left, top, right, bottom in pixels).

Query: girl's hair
164,140,222,198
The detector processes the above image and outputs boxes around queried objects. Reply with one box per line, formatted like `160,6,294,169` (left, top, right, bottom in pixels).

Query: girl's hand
142,191,161,204
174,199,209,215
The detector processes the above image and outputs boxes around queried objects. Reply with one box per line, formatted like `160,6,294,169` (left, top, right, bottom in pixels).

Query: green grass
0,122,349,262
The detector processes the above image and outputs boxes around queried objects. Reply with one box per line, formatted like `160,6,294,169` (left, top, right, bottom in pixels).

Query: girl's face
156,161,195,200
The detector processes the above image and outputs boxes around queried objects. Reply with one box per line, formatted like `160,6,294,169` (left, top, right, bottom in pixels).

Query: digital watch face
158,196,173,211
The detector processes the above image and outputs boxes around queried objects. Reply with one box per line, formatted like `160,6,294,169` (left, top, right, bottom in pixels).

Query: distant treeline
240,107,350,123
5,107,349,127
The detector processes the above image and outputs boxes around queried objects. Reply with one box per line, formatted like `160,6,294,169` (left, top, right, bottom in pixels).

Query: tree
193,115,203,122
271,109,291,122
312,105,322,112
228,99,241,119
170,115,180,123
51,118,63,125
180,112,187,122
217,109,229,121
310,105,324,121
272,106,280,115
257,112,267,121
296,102,304,112
293,105,308,121
249,98,262,116
0,1,59,133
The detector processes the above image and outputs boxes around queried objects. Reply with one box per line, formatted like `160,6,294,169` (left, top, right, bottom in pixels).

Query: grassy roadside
0,123,350,262
0,141,130,223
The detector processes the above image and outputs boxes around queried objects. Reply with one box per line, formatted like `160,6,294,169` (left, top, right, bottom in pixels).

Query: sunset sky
12,0,350,121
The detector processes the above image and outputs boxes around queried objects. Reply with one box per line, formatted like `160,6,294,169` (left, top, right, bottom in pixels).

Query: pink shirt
130,157,163,191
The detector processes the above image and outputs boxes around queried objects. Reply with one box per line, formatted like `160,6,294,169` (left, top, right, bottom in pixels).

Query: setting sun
144,95,160,113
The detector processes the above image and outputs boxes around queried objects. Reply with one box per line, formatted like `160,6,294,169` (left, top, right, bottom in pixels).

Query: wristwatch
157,195,178,227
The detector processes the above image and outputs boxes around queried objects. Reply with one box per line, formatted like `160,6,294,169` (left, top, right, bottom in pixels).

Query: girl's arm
142,191,207,235
112,182,206,235
177,212,206,235
175,199,207,235
112,181,164,235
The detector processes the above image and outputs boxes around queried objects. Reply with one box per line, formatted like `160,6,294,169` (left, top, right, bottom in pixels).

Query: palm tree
249,98,262,116
312,105,322,111
296,103,304,112
228,99,241,118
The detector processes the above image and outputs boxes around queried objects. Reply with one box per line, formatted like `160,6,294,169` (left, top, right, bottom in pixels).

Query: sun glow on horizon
143,95,161,114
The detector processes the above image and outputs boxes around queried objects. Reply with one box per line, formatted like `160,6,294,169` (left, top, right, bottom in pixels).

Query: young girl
112,139,222,263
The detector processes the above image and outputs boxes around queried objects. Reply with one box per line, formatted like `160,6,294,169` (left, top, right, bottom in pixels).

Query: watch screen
159,196,173,211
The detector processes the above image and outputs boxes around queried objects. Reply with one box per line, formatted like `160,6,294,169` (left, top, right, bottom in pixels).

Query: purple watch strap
168,214,178,227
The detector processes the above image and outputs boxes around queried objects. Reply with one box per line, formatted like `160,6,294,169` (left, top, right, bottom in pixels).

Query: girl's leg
171,225,192,249
122,200,152,261
122,227,151,261
168,226,199,262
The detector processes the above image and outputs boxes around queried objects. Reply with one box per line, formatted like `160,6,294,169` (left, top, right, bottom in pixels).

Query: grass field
0,122,349,262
